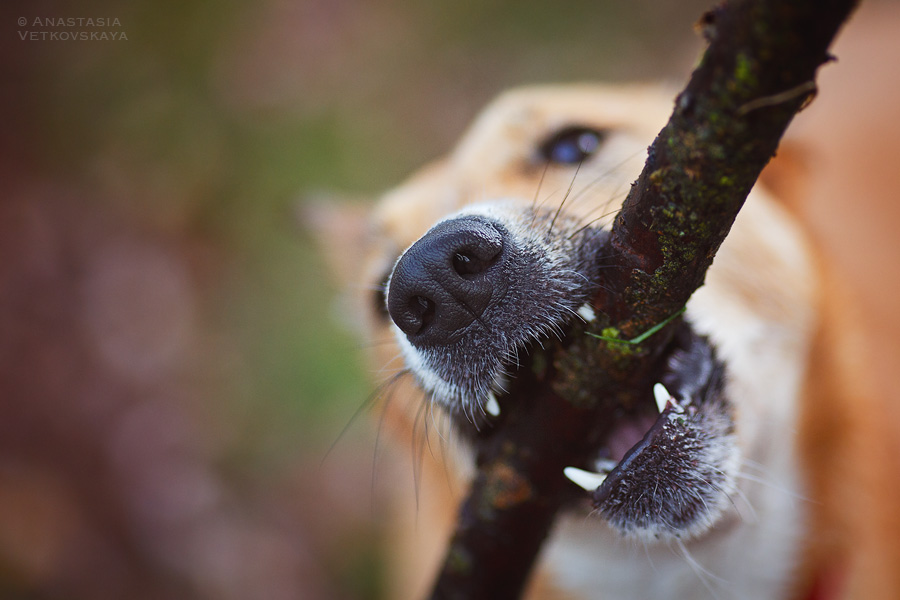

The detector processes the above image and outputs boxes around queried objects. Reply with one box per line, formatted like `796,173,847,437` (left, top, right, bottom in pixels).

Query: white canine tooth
485,392,501,417
594,458,619,473
564,466,607,491
653,382,672,413
577,303,597,322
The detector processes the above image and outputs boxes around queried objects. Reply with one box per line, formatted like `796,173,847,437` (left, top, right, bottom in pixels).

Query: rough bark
429,1,860,599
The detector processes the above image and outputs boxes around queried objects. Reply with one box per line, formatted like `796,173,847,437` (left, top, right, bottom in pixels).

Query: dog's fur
316,19,900,596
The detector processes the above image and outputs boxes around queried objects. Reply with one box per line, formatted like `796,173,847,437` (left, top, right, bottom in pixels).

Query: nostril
407,295,435,334
390,292,435,337
451,229,503,279
453,251,494,278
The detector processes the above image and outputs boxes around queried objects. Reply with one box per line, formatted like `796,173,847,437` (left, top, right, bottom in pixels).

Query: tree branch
428,1,859,599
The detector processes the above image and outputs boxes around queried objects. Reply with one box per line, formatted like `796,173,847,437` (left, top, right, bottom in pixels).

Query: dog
314,43,900,598
364,82,816,599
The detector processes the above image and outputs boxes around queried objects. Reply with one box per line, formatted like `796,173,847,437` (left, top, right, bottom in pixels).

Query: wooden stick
428,1,859,598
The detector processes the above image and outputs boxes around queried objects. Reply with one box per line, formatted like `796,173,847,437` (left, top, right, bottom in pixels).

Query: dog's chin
393,328,504,420
392,305,567,423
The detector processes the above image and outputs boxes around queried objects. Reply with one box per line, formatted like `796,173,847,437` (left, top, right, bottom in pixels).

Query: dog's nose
387,216,507,346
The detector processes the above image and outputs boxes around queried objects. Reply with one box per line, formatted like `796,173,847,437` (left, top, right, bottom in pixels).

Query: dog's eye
538,126,608,164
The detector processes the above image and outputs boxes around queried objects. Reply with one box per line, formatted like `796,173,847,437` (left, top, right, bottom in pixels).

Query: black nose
387,216,508,346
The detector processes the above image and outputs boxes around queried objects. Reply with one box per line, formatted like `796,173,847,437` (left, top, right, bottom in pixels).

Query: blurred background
2,1,898,599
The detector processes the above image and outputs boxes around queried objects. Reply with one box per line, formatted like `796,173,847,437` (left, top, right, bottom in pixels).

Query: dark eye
538,126,608,164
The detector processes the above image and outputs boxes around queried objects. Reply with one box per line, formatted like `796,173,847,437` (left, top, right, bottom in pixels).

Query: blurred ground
1,1,897,599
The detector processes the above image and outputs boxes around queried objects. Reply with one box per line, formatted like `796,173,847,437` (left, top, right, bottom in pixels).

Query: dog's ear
301,195,372,289
301,195,376,337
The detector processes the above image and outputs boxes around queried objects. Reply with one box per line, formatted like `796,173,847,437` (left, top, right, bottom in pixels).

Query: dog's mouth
561,326,739,540
385,204,739,540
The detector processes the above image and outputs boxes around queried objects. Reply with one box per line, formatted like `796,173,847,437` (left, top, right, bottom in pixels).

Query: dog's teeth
485,392,501,417
564,466,607,491
594,458,619,473
577,303,597,322
653,383,672,413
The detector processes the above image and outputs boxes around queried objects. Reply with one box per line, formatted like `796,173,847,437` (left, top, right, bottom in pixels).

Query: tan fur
783,6,900,596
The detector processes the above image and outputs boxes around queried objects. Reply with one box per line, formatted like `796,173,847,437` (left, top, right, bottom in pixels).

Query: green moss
600,327,621,339
734,52,758,91
602,335,638,358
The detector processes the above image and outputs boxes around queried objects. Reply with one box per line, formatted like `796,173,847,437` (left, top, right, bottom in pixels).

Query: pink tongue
607,414,659,462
